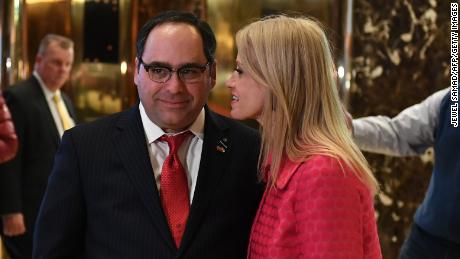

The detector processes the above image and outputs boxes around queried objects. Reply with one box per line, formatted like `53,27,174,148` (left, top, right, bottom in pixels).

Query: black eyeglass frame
138,56,211,84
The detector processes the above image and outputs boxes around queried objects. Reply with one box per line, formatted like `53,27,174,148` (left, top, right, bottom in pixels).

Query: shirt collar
139,102,205,144
33,71,61,100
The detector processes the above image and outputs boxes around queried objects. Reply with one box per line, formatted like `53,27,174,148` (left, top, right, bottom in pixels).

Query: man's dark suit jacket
33,106,263,259
0,76,76,258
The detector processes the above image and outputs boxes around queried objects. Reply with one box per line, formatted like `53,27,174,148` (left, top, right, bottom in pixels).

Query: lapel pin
216,139,228,153
218,140,228,149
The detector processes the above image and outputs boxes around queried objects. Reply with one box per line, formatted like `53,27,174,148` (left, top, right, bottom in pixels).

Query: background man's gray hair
37,34,74,55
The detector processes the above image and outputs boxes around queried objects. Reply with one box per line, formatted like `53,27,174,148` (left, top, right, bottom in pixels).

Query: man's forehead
44,41,73,55
155,22,198,32
142,23,206,63
148,22,201,42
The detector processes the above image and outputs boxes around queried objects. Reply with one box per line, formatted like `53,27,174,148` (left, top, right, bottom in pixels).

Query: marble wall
351,0,451,258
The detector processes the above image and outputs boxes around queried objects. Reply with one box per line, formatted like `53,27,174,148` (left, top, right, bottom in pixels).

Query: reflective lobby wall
350,1,450,258
69,0,130,121
0,0,27,89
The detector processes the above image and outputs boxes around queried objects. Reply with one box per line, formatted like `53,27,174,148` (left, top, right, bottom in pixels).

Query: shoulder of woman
295,155,366,190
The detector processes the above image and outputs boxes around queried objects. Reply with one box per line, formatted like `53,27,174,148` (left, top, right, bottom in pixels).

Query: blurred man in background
0,34,76,259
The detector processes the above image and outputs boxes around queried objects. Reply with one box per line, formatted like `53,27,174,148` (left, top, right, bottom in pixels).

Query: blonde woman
226,15,382,258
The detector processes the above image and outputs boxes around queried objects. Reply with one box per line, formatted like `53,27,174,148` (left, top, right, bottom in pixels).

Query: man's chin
49,82,66,91
160,118,193,132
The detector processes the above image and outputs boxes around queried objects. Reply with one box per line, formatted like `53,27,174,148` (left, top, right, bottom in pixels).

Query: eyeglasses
139,57,210,84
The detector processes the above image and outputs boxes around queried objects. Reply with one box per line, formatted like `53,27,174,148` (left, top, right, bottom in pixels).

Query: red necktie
159,131,191,248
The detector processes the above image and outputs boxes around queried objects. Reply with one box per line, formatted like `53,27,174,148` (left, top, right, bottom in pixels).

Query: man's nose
163,72,186,93
61,64,71,73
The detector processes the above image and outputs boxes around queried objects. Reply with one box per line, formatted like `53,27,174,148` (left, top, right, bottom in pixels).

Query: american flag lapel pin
216,138,228,153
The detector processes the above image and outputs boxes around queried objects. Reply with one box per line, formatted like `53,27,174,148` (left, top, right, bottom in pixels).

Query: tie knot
159,131,192,153
52,94,61,103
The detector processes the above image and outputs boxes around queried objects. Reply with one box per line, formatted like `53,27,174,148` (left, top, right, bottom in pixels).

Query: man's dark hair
136,11,216,67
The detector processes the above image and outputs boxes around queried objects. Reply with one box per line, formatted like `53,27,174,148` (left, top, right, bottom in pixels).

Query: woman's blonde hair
236,15,379,194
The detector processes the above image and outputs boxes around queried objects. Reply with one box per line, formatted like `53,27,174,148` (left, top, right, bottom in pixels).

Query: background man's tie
52,94,73,131
159,131,191,248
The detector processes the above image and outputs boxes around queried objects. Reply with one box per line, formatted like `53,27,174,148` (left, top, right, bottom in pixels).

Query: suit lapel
112,106,176,250
178,109,231,255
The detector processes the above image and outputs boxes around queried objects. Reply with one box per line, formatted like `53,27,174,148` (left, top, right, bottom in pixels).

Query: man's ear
34,54,43,70
35,54,42,63
134,57,140,86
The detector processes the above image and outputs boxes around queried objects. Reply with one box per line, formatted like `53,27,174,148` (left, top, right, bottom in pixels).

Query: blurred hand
2,213,26,236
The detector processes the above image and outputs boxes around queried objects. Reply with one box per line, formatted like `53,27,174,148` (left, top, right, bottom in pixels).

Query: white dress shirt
33,71,75,138
139,103,204,203
352,88,450,156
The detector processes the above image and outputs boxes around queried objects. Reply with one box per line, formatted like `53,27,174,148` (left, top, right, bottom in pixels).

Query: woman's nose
225,74,235,88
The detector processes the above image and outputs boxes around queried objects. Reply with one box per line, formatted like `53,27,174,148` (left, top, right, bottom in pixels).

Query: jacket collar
273,156,304,189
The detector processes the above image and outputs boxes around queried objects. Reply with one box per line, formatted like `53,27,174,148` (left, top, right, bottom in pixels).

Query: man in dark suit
0,34,76,259
33,11,263,259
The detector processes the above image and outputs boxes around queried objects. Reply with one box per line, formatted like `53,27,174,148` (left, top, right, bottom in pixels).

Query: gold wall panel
70,0,132,122
1,0,27,88
206,0,345,117
26,0,72,73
